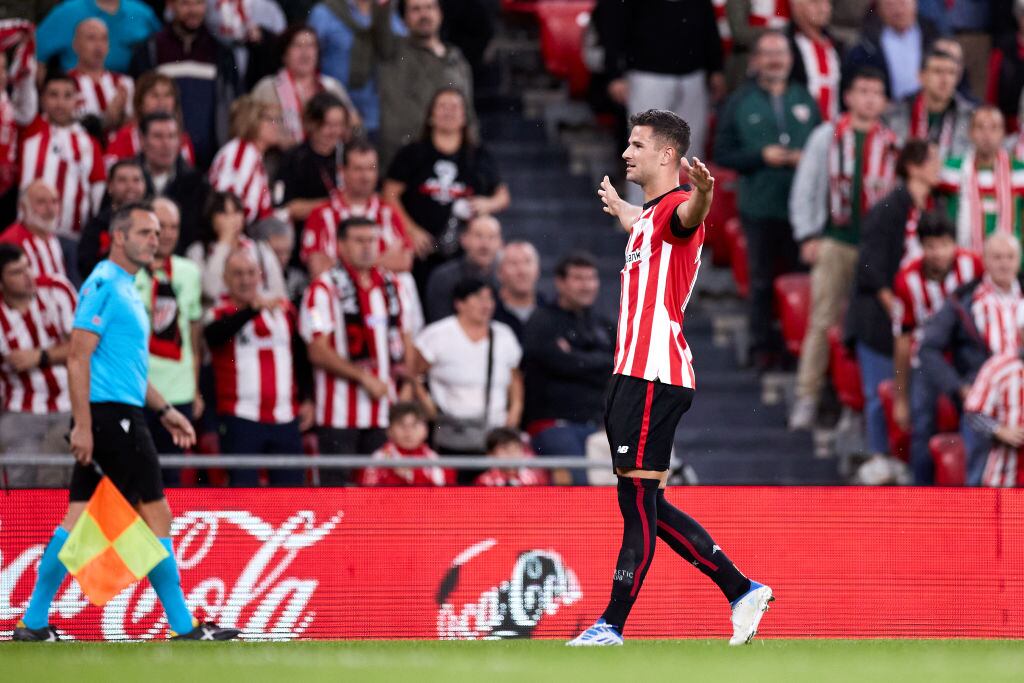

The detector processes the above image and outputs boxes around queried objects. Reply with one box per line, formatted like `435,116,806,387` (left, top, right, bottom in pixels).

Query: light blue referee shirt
73,260,150,407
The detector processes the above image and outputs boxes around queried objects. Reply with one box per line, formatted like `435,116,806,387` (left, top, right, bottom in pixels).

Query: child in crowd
358,402,452,486
475,428,547,487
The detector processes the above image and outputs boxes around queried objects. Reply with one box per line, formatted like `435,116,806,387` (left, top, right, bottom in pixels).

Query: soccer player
567,110,773,647
13,202,240,642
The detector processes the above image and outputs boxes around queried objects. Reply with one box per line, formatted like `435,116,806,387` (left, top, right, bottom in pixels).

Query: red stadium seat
535,1,595,97
879,380,961,461
928,433,966,485
700,164,738,267
725,218,749,298
828,326,864,411
774,273,811,356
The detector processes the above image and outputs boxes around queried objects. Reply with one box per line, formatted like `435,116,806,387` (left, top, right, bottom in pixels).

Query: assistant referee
14,203,240,642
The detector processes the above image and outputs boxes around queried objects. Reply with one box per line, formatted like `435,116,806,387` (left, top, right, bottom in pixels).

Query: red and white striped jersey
299,266,404,429
300,193,409,265
964,353,1024,487
209,299,298,424
0,222,67,280
793,32,840,122
357,442,451,486
18,117,106,236
748,0,790,28
0,276,76,414
969,276,1024,355
614,187,703,388
208,137,272,224
104,122,196,169
892,249,982,340
711,0,732,54
0,93,17,197
68,69,134,121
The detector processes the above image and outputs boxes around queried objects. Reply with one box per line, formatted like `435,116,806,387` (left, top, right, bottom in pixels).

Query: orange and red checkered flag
58,475,168,606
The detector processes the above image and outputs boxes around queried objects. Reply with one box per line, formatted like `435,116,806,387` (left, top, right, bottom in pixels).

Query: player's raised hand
598,175,641,231
682,157,715,194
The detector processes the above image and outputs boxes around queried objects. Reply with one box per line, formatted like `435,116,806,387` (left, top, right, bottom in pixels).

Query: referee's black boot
171,621,242,641
12,620,62,641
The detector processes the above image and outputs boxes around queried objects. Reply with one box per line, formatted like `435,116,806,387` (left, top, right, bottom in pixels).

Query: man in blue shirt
36,0,161,74
13,202,240,642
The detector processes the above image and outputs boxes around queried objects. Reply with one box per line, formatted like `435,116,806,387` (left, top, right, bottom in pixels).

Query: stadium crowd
0,0,1023,489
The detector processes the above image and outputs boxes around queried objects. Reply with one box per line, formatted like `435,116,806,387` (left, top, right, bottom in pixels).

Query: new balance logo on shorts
617,445,629,454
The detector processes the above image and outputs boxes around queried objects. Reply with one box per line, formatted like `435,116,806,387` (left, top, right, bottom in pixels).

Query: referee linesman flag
57,470,168,606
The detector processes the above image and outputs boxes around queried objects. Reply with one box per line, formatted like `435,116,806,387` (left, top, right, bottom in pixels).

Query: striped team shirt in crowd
970,276,1024,355
891,249,982,356
937,151,1024,252
209,299,297,424
965,353,1024,487
18,117,106,236
208,137,272,224
793,31,840,121
68,68,134,121
300,193,409,266
104,122,196,169
299,266,402,429
0,276,76,414
0,223,67,281
615,187,703,389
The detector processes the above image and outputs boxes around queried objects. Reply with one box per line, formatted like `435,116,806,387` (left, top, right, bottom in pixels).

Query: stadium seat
697,164,737,267
928,433,966,485
774,273,811,356
725,218,749,298
828,326,864,411
878,380,961,461
534,1,595,97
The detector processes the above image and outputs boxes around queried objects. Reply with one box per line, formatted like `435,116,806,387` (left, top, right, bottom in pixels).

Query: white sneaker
729,581,773,646
788,398,816,431
566,619,624,646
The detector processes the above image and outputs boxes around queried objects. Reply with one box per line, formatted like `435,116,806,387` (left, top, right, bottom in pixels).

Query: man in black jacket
849,139,940,455
76,159,147,280
521,252,614,485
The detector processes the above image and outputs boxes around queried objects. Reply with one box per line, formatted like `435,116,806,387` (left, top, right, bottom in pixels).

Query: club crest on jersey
625,249,642,265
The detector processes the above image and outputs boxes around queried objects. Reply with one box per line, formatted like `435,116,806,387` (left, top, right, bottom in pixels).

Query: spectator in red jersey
105,71,197,168
301,138,424,333
475,427,547,487
0,181,67,281
0,243,77,488
186,190,286,303
357,401,452,486
787,0,843,122
19,71,106,265
424,214,503,324
208,95,280,226
891,213,982,484
0,50,25,226
206,247,313,487
300,216,409,485
965,350,1024,487
76,158,146,280
251,25,359,150
68,19,133,132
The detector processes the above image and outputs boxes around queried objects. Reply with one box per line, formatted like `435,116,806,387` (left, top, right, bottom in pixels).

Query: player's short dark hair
452,276,494,303
629,109,691,158
922,46,961,70
304,91,348,126
389,401,429,425
338,216,379,239
342,137,377,166
555,251,598,279
108,158,144,181
486,427,524,454
139,111,177,136
846,66,887,92
917,211,956,241
110,201,155,235
895,138,932,180
0,243,25,276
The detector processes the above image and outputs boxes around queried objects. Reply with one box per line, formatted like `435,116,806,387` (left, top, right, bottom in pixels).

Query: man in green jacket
714,30,821,370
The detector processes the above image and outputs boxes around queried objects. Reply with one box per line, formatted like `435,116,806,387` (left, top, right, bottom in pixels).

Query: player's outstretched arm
677,157,715,229
599,175,642,232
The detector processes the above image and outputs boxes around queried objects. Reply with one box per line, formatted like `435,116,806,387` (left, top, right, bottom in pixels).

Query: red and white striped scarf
828,115,898,226
275,69,327,143
909,92,956,159
214,0,254,43
712,0,732,54
793,31,840,121
0,93,16,196
0,20,36,89
749,0,790,27
958,148,1015,253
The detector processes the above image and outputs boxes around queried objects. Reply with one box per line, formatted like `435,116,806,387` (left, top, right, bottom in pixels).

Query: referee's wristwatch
157,404,173,418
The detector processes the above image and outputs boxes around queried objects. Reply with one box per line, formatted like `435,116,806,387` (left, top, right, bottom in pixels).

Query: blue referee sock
148,538,195,635
23,527,69,629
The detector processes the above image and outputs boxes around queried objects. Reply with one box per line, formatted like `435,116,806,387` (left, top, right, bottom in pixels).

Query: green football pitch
6,640,1024,682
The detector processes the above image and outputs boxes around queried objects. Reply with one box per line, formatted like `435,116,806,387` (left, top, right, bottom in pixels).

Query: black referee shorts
69,402,165,505
605,374,694,472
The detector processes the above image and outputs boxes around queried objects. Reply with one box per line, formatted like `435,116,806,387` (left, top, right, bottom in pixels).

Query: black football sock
600,476,660,633
655,489,751,603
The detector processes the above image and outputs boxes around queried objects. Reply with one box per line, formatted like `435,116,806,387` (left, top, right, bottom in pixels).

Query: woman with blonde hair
208,95,282,225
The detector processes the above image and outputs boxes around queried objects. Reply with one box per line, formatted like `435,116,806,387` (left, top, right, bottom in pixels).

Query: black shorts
69,403,164,505
605,374,695,472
